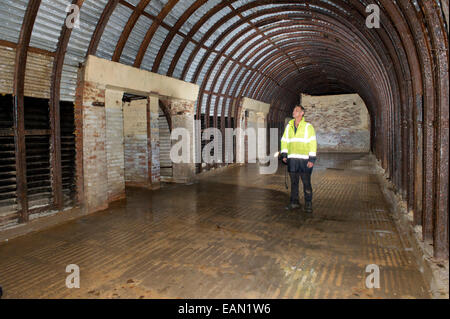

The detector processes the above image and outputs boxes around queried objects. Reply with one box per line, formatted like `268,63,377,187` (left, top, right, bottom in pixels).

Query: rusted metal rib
133,0,179,68
152,0,208,73
87,0,120,56
422,0,449,260
49,0,85,211
112,0,152,62
13,0,42,223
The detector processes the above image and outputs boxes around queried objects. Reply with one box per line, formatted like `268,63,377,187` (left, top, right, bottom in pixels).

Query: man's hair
295,105,306,113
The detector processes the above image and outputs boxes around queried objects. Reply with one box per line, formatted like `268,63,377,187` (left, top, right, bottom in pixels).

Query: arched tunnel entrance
0,0,448,299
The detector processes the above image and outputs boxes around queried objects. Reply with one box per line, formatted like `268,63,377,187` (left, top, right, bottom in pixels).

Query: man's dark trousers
288,158,313,204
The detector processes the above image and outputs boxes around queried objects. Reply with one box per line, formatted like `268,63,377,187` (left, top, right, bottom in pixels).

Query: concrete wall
105,89,125,202
301,93,370,153
148,96,161,186
161,98,196,183
123,99,149,187
237,98,270,163
79,82,108,213
77,56,200,214
84,55,199,102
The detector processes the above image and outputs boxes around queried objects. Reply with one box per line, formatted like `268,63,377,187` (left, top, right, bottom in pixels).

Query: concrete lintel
241,97,270,115
84,55,200,102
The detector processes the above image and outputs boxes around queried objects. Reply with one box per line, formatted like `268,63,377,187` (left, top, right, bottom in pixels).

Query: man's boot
304,201,313,213
285,202,301,210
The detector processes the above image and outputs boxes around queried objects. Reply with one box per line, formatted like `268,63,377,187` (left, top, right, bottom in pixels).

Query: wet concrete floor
0,153,431,298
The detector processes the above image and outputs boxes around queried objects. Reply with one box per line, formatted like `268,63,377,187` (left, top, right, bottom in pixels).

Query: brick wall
148,96,161,187
123,99,149,187
301,93,370,153
105,89,125,202
162,98,196,116
161,98,196,183
80,81,108,213
74,57,200,214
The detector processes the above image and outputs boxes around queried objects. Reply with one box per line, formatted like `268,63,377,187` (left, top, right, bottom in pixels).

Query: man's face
293,106,304,119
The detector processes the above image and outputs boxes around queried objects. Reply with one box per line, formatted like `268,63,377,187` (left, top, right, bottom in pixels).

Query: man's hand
283,158,287,164
307,161,314,169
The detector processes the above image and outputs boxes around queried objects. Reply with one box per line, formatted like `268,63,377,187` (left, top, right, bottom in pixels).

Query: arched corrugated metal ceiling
0,1,443,117
0,0,448,256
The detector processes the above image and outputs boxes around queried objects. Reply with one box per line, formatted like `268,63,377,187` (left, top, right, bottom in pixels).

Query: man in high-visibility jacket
281,105,317,213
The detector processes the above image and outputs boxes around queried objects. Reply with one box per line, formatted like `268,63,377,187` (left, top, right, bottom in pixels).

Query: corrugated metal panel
29,0,68,52
213,60,234,92
60,0,108,101
246,73,263,96
0,45,15,95
224,97,231,116
179,0,221,34
271,31,320,40
310,4,335,17
158,34,184,75
215,115,223,156
226,29,258,57
224,40,240,56
141,25,169,72
252,48,277,68
229,67,246,96
205,56,225,91
201,93,209,114
97,3,133,60
217,96,224,116
191,6,232,43
231,33,261,59
0,44,53,99
231,0,259,10
127,0,141,7
196,51,217,86
221,63,240,93
320,0,349,14
0,0,28,43
24,52,53,99
216,23,250,51
163,0,197,27
260,56,286,75
120,14,153,66
144,0,168,17
205,15,240,47
244,4,301,18
185,47,207,82
234,71,252,96
264,25,313,36
243,41,266,64
275,35,320,49
209,95,217,116
173,40,196,79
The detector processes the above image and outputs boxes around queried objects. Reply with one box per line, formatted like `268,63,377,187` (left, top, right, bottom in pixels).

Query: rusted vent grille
26,135,52,210
0,95,18,227
0,95,14,129
196,115,236,171
24,97,51,212
60,102,76,207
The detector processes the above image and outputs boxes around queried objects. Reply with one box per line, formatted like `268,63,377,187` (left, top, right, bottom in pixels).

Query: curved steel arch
187,5,400,127
4,0,447,258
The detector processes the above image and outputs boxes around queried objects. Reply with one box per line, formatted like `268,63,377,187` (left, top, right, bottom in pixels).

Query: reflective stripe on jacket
280,118,317,161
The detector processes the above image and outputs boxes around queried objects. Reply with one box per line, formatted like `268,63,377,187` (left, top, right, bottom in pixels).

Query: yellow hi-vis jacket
281,118,317,161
